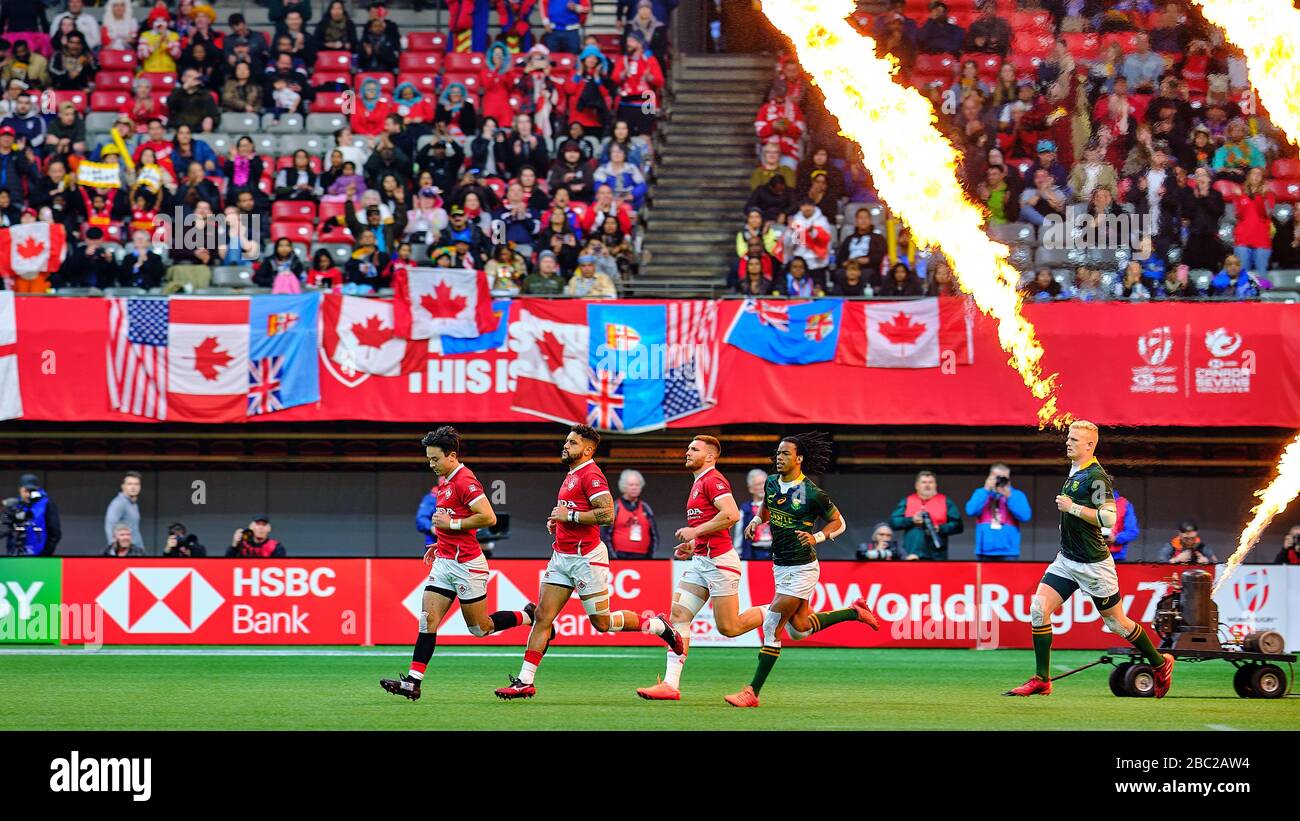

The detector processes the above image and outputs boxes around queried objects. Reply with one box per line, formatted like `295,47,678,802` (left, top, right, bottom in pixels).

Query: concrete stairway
640,52,772,292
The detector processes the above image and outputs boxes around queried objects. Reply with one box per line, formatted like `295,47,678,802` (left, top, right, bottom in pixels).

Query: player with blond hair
1005,421,1174,697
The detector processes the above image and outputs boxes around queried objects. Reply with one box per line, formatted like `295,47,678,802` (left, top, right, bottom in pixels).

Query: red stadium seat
399,52,445,73
94,70,134,91
257,175,274,196
99,49,137,70
406,31,447,52
445,51,486,73
1268,179,1300,203
138,72,176,92
1062,32,1100,60
273,201,317,222
313,70,351,88
484,177,506,200
1010,158,1034,177
1213,180,1243,199
271,222,314,244
354,71,395,92
962,52,1002,82
90,90,131,111
591,33,621,53
49,90,87,113
84,223,122,243
914,53,957,77
398,73,440,94
309,91,353,113
318,200,348,223
552,53,577,74
1271,159,1300,180
443,72,481,94
506,93,524,113
1008,52,1042,78
274,155,323,174
315,50,353,71
1013,32,1055,58
318,222,354,242
1009,9,1052,33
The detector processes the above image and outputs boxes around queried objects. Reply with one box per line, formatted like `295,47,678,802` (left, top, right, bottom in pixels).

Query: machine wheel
1109,662,1134,696
1124,663,1156,697
1250,664,1288,699
1233,665,1256,698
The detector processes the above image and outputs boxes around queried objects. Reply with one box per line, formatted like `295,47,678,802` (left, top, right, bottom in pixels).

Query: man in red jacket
612,32,664,135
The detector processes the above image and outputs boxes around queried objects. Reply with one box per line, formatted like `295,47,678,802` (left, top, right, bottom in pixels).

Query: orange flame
1192,0,1300,590
1192,0,1300,147
757,0,1068,427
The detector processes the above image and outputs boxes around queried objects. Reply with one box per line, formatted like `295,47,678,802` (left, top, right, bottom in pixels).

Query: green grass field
1,646,1295,730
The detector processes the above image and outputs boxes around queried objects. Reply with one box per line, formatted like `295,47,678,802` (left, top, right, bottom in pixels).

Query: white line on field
1205,724,1239,732
0,648,661,659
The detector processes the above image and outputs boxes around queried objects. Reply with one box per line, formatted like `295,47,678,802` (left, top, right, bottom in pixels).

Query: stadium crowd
0,0,667,296
739,0,1300,301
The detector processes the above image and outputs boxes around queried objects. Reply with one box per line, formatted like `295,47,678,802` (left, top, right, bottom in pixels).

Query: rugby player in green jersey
1005,420,1174,697
725,432,880,708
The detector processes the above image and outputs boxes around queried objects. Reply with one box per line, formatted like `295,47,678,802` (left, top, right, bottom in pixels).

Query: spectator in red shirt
611,32,663,136
565,44,614,136
1232,166,1276,279
350,77,393,139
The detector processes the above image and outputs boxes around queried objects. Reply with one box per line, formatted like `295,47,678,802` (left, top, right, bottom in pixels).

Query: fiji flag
248,293,320,415
588,303,665,433
724,298,843,365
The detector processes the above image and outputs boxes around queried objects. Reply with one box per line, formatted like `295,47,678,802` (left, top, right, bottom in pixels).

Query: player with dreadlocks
724,432,880,708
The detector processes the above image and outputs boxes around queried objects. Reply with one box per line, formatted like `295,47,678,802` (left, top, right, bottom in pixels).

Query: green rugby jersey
1059,459,1114,564
763,474,836,566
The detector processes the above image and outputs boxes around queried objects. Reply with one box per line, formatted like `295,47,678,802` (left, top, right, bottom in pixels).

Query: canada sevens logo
1232,568,1269,614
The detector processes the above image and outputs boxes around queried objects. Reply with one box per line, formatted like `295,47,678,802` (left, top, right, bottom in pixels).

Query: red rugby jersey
553,460,611,554
688,466,735,557
433,464,488,562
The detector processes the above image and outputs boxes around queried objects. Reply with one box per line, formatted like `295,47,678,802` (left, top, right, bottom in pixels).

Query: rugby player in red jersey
494,425,685,699
636,435,769,701
381,427,536,701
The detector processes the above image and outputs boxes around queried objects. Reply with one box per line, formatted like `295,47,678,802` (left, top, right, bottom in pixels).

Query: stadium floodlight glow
1190,0,1300,591
756,0,1069,428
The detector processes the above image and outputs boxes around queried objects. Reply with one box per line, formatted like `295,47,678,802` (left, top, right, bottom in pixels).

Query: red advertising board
368,559,675,646
61,559,367,645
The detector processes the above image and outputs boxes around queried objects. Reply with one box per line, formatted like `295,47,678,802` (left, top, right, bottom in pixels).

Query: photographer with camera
163,522,206,558
3,474,61,556
964,463,1031,561
227,516,285,558
103,523,145,557
890,470,963,560
1275,525,1300,565
1158,519,1218,565
855,522,906,561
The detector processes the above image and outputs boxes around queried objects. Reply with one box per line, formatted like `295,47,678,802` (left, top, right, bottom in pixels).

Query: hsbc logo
96,568,224,633
1232,568,1269,613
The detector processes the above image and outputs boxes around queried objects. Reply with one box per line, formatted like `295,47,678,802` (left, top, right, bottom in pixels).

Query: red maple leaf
419,280,468,319
878,312,927,346
351,314,394,349
537,329,566,372
193,336,233,380
16,234,46,259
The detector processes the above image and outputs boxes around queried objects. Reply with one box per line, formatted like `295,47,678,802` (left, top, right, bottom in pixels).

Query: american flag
107,298,168,419
248,356,285,415
664,300,718,422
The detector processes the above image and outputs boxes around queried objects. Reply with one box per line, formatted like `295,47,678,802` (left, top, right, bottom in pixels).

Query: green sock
1031,625,1053,680
750,646,781,694
808,609,856,633
1126,623,1164,667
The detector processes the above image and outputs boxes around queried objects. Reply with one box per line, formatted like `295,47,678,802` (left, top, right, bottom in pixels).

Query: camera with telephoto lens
920,510,942,550
1,496,31,556
995,475,1009,489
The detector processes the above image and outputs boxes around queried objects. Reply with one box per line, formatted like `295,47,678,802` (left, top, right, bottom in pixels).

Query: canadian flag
393,267,495,340
0,291,20,420
509,300,589,424
0,222,66,279
166,298,250,422
836,297,973,368
320,294,424,379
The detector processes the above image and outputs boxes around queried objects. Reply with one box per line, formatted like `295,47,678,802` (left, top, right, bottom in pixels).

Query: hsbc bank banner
61,560,366,644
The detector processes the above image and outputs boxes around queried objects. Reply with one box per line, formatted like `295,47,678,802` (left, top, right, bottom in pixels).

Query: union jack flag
742,298,790,332
248,356,284,415
586,367,625,430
